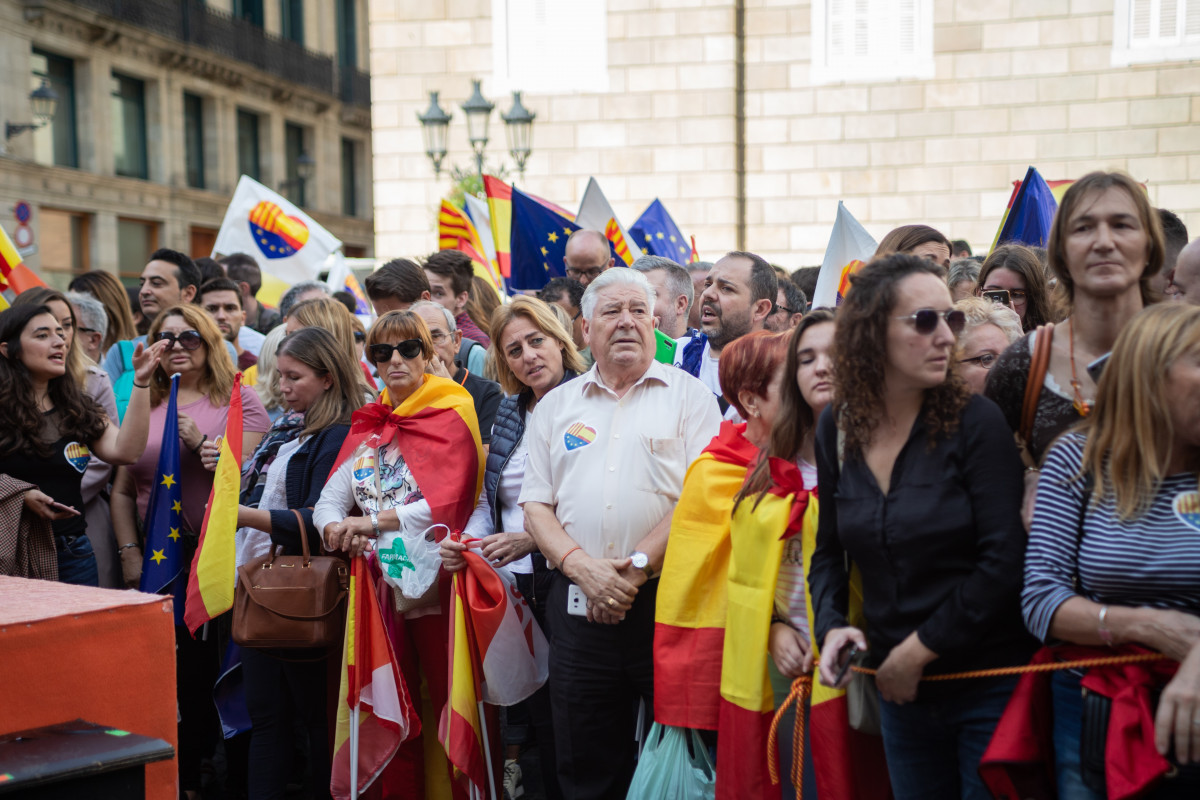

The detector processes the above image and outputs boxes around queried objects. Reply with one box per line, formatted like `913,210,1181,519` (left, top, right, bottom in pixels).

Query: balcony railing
55,0,368,107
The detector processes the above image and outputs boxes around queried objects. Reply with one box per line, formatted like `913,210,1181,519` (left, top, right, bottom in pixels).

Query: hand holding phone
834,644,859,686
982,289,1011,306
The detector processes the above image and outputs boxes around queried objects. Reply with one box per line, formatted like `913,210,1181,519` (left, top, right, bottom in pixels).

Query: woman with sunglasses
809,254,1036,800
976,244,1057,334
315,310,492,800
109,304,270,800
952,296,1023,395
0,303,163,583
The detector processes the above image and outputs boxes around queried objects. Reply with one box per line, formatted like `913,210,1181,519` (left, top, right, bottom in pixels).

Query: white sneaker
503,758,524,799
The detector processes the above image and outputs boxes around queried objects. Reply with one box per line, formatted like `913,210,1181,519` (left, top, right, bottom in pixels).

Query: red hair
718,330,790,418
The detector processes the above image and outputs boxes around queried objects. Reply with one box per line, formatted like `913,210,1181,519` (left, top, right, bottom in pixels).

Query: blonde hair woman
1023,303,1200,795
285,296,375,394
953,296,1023,395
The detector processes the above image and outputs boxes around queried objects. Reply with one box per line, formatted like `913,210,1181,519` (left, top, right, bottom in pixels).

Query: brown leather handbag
232,509,349,649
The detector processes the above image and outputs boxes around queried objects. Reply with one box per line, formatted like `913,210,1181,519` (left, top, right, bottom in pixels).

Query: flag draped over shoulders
337,375,484,534
654,421,758,731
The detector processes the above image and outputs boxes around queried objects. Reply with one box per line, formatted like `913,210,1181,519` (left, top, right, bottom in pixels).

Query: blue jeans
56,535,99,586
879,676,1018,800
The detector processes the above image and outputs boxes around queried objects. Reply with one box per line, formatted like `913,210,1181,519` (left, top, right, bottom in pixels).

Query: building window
810,0,934,85
336,0,357,68
237,109,261,181
1112,0,1200,65
341,138,357,217
117,218,160,283
31,50,77,169
40,208,91,285
491,0,608,93
111,73,148,179
190,226,219,259
234,0,265,27
184,93,205,190
284,122,310,207
281,0,305,45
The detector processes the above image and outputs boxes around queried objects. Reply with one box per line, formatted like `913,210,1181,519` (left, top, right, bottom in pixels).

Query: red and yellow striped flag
439,199,503,293
0,225,47,304
605,218,634,266
184,378,244,633
484,176,513,280
441,565,489,794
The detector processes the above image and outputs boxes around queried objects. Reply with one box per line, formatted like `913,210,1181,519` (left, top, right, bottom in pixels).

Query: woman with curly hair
0,303,162,584
808,254,1036,800
976,244,1057,333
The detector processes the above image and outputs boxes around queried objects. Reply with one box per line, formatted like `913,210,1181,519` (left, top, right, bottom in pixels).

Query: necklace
1068,320,1092,417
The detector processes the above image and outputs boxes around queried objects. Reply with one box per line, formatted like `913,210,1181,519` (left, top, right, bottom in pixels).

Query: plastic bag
376,523,446,599
626,723,715,800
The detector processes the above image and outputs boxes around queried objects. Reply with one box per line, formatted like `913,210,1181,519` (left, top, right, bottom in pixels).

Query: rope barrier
849,651,1167,681
767,674,811,798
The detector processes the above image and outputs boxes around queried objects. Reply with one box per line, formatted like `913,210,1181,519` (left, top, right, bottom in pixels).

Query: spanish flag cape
716,457,890,800
654,421,758,731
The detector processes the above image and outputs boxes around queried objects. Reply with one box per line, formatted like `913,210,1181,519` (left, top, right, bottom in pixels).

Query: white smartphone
566,584,588,617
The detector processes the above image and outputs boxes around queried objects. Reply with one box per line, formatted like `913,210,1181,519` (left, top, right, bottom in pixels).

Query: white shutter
493,0,608,94
1113,0,1200,63
1130,0,1152,41
811,0,931,83
1185,0,1200,35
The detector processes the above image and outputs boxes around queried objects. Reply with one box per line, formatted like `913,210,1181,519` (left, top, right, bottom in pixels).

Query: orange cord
848,651,1166,681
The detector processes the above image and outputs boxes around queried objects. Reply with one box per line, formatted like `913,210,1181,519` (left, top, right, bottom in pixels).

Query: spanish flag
654,422,758,731
184,377,244,633
0,224,47,305
483,176,512,279
442,553,490,795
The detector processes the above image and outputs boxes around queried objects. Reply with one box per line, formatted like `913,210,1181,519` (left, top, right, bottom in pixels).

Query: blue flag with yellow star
140,372,186,625
509,185,580,292
630,199,693,263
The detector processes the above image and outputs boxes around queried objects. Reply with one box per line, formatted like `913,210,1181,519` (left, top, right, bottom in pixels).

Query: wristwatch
630,551,654,580
369,511,381,538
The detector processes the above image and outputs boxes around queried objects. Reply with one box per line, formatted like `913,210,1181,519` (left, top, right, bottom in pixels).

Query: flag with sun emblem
630,199,695,264
140,373,186,625
212,175,342,285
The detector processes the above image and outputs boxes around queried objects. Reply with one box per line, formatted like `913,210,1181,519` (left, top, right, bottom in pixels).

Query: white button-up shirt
519,359,722,559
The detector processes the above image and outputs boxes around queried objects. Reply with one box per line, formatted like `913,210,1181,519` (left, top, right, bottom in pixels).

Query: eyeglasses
893,309,966,335
368,339,424,363
565,266,606,281
772,304,797,316
961,352,998,369
155,330,204,351
353,330,365,343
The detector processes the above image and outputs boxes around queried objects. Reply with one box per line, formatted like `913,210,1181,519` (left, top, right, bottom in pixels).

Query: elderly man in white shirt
520,267,722,799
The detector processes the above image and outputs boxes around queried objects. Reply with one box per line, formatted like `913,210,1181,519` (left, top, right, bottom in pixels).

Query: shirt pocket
635,435,687,498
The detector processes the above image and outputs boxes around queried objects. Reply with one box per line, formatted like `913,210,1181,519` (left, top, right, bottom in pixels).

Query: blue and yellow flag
509,186,580,292
630,199,694,263
140,373,186,625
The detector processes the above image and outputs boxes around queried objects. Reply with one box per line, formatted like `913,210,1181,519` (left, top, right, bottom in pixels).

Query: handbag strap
1019,322,1055,450
291,508,312,565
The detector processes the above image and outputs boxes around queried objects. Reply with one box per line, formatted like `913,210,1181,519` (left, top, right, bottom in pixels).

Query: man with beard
674,251,777,408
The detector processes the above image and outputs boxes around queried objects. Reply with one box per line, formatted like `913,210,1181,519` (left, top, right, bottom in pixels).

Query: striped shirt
1022,432,1200,642
774,459,817,638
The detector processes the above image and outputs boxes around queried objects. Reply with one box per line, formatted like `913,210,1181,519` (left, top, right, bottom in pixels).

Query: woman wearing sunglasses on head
109,304,271,800
0,303,163,584
808,254,1037,800
314,310,492,800
952,296,1023,395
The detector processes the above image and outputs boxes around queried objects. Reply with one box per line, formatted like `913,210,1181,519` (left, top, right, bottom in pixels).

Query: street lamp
416,91,452,177
460,79,495,182
501,91,536,178
6,80,59,141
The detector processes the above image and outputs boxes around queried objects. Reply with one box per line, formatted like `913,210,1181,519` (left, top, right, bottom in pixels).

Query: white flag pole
478,700,499,800
349,699,360,799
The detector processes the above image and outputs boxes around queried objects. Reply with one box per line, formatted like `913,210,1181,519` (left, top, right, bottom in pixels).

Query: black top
0,410,90,540
455,367,502,446
984,331,1082,465
267,424,351,555
808,394,1037,685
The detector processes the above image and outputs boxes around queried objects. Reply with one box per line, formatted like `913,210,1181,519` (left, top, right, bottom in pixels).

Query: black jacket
267,424,351,555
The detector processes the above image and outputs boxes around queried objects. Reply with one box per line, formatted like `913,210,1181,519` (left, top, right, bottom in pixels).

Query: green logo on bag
378,537,415,578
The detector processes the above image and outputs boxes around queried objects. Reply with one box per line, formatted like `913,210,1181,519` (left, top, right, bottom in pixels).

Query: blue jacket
267,423,351,555
483,370,578,533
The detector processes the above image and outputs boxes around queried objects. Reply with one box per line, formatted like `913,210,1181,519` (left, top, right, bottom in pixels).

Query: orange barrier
0,577,178,800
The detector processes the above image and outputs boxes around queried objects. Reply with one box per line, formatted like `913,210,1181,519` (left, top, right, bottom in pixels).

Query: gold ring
606,597,616,608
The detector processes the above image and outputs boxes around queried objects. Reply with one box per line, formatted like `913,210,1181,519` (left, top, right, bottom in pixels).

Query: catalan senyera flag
184,377,244,634
438,199,504,293
331,556,419,800
654,422,758,731
0,224,48,306
990,167,1074,253
812,201,877,309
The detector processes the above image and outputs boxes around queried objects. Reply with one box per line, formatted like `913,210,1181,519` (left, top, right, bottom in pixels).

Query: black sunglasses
368,339,424,363
894,309,966,335
155,330,204,351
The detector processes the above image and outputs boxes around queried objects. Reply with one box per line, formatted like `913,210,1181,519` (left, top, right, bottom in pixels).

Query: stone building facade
370,0,1200,266
0,0,374,287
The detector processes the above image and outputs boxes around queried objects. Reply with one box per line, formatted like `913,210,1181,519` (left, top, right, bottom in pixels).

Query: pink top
128,392,271,533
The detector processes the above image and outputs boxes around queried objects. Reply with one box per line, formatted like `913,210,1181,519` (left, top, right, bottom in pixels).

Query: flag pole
349,698,360,799
478,700,498,800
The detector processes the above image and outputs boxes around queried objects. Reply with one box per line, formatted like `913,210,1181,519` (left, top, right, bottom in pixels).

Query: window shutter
496,0,607,93
1185,0,1200,35
1131,0,1152,41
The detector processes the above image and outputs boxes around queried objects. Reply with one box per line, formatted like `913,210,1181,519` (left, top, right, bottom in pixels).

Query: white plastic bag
376,523,447,599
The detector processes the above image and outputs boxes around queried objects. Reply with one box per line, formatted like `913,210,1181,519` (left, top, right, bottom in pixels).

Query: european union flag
140,373,186,625
630,199,692,263
509,186,580,292
995,166,1059,249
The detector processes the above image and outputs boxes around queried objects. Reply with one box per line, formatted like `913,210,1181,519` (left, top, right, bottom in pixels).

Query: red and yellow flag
484,176,513,279
184,378,244,633
331,557,420,800
605,218,634,266
654,422,758,731
439,199,503,294
0,225,47,305
442,561,489,794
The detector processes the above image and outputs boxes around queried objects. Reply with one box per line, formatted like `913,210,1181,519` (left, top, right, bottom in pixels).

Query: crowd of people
1,168,1199,800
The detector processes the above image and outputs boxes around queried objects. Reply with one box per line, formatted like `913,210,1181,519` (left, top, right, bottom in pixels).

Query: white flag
212,175,342,285
811,201,877,308
576,177,642,265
